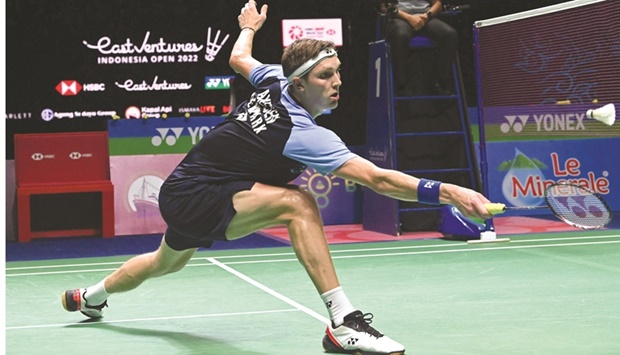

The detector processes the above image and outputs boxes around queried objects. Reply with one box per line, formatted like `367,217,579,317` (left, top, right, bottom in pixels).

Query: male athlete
62,1,493,354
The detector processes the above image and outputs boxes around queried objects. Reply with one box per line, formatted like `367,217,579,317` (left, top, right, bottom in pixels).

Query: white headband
286,48,338,84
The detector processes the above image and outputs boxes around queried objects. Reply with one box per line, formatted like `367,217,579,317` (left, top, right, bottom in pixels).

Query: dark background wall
6,0,573,151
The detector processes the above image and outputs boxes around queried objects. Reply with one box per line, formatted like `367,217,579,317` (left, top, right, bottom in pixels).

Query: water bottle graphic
501,148,547,207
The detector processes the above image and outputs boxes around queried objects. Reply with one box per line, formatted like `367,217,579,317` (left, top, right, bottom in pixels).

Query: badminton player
61,1,493,354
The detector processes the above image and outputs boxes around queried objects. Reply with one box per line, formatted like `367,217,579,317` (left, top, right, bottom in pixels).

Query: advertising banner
110,154,182,236
485,139,617,213
482,104,620,141
108,116,225,236
109,117,362,236
108,116,225,155
282,19,343,47
475,1,620,212
6,1,236,130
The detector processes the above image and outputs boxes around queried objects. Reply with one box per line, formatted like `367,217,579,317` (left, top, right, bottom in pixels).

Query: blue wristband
418,179,442,205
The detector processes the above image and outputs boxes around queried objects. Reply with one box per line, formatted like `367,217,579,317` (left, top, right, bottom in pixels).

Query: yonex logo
346,338,359,346
69,152,82,160
423,180,437,189
501,113,586,133
501,115,529,133
204,76,234,90
152,128,184,146
325,301,333,308
556,195,605,218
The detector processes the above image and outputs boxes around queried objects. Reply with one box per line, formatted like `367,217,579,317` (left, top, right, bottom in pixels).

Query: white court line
7,239,620,276
207,257,330,326
7,235,620,276
7,240,620,329
510,234,620,243
192,240,620,267
6,267,130,277
213,234,620,259
8,261,127,271
5,240,620,278
6,308,300,331
8,234,619,271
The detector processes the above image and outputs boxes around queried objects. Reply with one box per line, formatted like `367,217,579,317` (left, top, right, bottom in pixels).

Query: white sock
321,286,355,327
84,279,110,306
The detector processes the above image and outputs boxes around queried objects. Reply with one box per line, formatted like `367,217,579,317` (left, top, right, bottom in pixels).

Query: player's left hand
238,0,268,32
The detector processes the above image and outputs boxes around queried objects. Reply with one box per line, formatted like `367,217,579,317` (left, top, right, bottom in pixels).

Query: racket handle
485,203,506,215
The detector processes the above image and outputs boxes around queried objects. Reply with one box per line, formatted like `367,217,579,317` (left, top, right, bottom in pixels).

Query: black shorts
159,181,255,251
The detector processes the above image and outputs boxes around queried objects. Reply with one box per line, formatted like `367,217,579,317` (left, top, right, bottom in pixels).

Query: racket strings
545,185,611,229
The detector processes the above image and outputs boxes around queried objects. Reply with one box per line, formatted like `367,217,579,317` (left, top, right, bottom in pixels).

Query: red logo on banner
56,80,82,96
289,26,303,41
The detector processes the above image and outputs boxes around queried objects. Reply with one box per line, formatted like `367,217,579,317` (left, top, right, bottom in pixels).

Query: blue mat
7,212,619,262
6,232,289,262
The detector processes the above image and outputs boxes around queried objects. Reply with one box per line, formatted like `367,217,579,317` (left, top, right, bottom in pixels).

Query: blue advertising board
108,117,362,233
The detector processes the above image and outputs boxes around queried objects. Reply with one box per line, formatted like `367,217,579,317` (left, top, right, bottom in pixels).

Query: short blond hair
281,39,336,79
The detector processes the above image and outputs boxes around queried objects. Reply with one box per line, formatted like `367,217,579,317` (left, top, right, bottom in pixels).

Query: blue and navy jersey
161,64,357,195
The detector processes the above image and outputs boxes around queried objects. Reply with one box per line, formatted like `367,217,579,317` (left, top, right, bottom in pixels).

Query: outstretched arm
229,0,268,81
332,156,493,221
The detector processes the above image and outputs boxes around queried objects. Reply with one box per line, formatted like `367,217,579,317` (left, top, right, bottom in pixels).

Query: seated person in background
379,0,458,95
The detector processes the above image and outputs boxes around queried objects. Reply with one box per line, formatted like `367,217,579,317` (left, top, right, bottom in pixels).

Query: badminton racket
485,183,612,230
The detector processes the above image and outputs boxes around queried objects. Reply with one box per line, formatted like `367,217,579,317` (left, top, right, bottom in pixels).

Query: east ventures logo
82,28,229,64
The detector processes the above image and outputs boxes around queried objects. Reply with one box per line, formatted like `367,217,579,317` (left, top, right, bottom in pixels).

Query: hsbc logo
56,80,105,96
56,80,82,96
31,153,55,160
69,152,93,159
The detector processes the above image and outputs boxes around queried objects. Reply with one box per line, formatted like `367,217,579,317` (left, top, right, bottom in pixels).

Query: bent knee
152,246,194,276
280,187,320,217
162,262,185,275
151,259,186,277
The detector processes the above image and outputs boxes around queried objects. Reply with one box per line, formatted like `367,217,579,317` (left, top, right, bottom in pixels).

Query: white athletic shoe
322,311,405,355
61,288,107,319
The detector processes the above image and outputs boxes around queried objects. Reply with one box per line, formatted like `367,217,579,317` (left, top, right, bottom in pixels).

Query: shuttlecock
586,103,615,126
